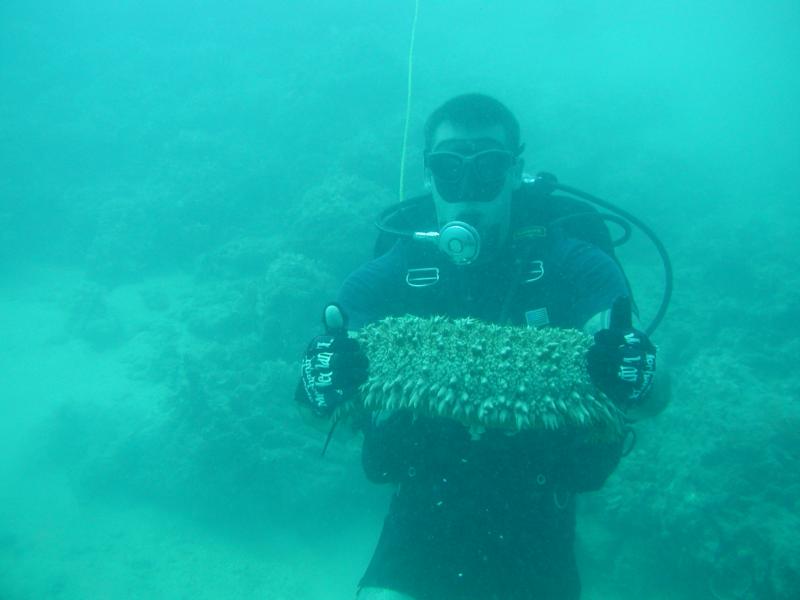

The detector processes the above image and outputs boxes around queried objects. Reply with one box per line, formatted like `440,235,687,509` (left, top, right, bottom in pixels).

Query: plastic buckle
406,267,440,287
523,260,545,283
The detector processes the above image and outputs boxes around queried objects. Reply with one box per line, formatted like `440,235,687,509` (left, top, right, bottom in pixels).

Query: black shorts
359,480,581,600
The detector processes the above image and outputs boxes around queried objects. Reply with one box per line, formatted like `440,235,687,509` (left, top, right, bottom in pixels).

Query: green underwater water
1,1,799,598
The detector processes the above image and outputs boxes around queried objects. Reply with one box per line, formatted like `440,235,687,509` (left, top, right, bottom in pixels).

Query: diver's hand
296,303,369,418
586,296,657,409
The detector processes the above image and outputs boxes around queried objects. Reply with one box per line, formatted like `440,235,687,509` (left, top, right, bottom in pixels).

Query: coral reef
65,282,125,349
254,252,336,359
577,209,800,599
84,194,162,284
287,174,394,279
354,316,623,434
197,236,281,280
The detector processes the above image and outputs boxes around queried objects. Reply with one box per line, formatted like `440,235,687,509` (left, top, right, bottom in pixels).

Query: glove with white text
296,304,369,418
586,296,657,409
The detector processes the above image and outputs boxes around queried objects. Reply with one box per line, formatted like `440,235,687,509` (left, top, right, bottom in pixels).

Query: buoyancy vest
373,179,630,326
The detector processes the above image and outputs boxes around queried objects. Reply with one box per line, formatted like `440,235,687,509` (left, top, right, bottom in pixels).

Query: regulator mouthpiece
412,220,481,265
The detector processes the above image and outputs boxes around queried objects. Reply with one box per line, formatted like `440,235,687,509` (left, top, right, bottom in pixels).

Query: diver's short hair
424,93,521,154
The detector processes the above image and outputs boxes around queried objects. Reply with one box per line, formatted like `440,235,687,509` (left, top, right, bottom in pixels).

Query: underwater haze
1,0,799,598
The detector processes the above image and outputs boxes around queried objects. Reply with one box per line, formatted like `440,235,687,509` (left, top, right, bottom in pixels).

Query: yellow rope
398,0,420,202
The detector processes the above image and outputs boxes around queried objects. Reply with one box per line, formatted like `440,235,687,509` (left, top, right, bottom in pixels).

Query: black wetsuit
337,194,628,600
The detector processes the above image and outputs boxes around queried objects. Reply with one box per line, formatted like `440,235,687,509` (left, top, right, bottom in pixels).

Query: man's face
426,121,523,261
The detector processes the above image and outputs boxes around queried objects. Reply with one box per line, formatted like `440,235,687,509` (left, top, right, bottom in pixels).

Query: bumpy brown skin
350,316,624,437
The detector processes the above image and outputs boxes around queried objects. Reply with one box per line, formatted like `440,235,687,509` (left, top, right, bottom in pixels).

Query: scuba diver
296,93,669,600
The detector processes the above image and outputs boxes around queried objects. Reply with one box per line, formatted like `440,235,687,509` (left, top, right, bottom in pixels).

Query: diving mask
426,149,516,204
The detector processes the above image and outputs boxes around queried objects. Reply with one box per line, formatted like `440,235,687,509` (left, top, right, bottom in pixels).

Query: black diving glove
296,303,369,418
586,296,657,409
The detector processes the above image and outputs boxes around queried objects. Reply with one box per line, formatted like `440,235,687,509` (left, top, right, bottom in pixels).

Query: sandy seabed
0,267,373,600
